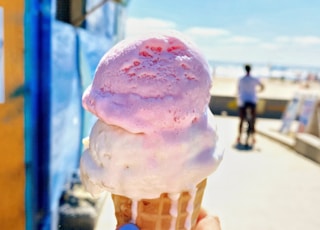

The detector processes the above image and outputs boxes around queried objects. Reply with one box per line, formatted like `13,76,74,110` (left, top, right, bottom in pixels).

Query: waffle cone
112,179,207,230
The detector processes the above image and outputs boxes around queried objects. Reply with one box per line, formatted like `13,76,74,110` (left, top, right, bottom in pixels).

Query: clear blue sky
125,0,320,67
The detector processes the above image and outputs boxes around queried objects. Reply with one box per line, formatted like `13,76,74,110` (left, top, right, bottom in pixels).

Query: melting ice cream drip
168,193,180,230
185,187,197,229
129,188,198,230
168,185,198,230
131,199,138,224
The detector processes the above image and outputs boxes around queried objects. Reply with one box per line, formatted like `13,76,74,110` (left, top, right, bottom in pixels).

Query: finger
197,208,208,223
196,215,221,230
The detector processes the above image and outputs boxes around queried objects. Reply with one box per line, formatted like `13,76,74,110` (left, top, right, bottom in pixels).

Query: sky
125,0,320,68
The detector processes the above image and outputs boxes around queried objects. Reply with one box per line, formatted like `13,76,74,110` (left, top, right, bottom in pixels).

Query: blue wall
49,21,115,228
24,0,127,229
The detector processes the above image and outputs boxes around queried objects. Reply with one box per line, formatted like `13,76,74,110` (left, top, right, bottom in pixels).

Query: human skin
195,208,221,230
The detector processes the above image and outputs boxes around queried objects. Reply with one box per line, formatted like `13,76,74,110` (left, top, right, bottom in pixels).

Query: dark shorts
239,102,256,118
239,102,256,110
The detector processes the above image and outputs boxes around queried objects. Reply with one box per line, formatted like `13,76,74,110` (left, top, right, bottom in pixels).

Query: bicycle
244,104,255,147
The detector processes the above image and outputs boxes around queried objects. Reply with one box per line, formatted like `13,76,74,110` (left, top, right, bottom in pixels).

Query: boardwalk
95,116,320,230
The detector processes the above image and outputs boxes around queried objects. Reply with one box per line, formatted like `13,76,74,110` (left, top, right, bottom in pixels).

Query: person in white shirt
237,64,264,145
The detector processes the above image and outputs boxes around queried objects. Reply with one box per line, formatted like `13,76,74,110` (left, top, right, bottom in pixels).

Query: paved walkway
95,116,320,230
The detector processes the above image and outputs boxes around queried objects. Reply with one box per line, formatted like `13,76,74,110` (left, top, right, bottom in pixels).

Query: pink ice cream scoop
82,32,212,134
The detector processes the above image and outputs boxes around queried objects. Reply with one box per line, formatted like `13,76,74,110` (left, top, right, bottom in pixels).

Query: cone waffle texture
112,179,207,230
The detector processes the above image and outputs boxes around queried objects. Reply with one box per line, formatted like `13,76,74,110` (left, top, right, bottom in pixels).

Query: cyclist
236,64,264,145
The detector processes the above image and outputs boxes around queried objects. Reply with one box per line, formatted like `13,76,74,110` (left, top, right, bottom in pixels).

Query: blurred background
0,0,319,230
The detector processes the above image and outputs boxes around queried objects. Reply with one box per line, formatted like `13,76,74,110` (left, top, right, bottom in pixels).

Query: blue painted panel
42,1,125,229
49,21,114,228
85,0,117,38
24,0,41,229
77,28,113,79
36,0,53,229
50,20,81,218
77,28,113,138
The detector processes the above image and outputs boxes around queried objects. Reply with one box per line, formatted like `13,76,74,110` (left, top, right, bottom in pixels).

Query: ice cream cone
112,179,207,230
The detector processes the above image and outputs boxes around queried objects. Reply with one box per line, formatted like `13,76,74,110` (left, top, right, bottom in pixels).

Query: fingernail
118,223,139,230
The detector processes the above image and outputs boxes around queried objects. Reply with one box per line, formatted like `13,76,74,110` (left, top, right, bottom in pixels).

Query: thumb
196,215,221,230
